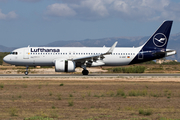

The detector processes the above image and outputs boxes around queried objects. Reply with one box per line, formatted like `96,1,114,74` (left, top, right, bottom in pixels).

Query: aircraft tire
82,70,89,75
25,71,28,75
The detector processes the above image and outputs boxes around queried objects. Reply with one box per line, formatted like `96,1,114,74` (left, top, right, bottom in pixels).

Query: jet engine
55,59,75,72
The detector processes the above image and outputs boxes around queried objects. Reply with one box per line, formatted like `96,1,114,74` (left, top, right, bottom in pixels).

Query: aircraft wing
71,41,118,62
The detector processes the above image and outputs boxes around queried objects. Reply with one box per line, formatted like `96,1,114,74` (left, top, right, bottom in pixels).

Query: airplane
3,20,176,75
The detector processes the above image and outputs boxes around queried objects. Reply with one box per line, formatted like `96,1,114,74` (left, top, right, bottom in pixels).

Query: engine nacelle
55,59,75,72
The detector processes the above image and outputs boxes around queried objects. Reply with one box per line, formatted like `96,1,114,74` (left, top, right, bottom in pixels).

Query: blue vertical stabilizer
129,20,173,65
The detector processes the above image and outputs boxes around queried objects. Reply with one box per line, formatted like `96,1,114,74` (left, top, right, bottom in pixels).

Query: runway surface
0,73,180,78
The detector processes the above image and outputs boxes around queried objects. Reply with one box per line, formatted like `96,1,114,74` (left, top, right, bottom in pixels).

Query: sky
0,0,180,47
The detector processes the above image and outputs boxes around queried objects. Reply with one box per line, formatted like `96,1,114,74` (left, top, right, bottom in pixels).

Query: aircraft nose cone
3,56,10,63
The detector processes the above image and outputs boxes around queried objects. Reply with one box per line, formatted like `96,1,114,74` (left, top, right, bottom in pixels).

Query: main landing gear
81,65,89,75
24,66,29,75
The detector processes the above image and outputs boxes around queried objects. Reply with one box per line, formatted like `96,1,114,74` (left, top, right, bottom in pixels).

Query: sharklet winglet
105,41,118,54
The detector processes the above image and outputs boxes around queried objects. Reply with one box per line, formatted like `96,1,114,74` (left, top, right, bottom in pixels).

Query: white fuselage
3,46,142,66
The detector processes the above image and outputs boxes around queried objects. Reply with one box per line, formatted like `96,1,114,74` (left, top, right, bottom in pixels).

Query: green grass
69,94,73,97
41,66,53,68
141,60,156,64
57,94,61,100
52,105,56,109
59,83,64,86
0,52,10,65
128,90,147,96
161,61,180,65
107,66,146,73
109,91,114,97
116,89,125,97
49,91,52,96
49,111,58,118
0,83,4,89
151,67,163,70
24,116,54,120
159,117,180,120
101,93,105,97
139,109,152,116
164,89,172,97
149,92,162,97
9,107,18,116
22,84,28,88
38,85,42,89
83,115,112,120
87,91,91,97
68,99,74,106
94,94,100,98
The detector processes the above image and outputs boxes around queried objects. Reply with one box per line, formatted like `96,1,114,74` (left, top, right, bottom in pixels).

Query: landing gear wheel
82,69,89,75
25,66,29,75
25,71,28,75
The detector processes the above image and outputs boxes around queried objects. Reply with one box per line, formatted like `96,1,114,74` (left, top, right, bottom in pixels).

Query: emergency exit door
23,48,29,59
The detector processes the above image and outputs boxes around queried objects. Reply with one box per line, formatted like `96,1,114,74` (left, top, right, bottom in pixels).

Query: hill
40,33,180,61
0,33,179,61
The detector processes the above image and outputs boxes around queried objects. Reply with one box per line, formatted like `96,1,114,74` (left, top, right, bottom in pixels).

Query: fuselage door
138,49,144,60
69,51,72,59
23,48,29,59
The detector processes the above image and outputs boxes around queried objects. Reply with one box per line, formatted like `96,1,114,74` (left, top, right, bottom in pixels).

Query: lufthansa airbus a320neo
3,21,176,75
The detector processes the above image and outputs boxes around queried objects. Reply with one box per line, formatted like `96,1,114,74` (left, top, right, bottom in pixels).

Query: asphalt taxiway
0,73,180,78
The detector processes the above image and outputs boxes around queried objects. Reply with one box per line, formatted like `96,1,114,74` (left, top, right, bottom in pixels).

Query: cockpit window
10,52,18,55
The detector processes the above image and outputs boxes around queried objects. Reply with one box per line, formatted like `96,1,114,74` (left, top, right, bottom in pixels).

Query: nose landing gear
24,66,29,75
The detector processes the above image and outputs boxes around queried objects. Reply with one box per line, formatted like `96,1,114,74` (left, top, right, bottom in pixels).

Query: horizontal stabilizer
165,49,176,57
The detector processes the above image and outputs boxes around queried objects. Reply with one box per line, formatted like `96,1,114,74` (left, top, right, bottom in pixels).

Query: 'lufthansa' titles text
31,48,60,52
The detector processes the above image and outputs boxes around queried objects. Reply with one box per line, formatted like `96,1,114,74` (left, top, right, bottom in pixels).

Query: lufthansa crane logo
153,33,167,47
